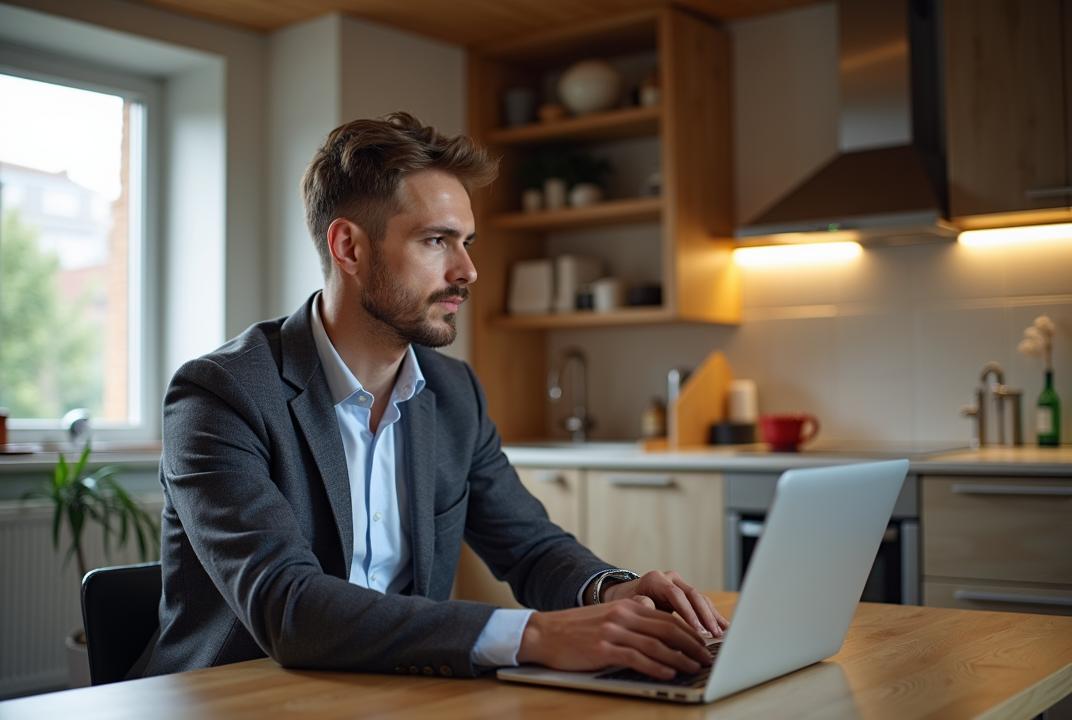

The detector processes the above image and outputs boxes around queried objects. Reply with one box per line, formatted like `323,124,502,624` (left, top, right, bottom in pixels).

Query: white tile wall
547,239,1072,446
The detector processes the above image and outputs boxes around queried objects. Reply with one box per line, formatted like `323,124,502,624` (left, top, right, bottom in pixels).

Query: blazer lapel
280,295,354,574
402,386,437,597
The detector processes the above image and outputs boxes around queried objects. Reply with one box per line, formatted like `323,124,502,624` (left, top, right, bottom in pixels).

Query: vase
557,60,621,115
521,188,543,213
543,178,567,210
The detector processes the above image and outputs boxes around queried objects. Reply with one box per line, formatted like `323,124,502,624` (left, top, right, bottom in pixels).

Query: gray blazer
141,294,610,678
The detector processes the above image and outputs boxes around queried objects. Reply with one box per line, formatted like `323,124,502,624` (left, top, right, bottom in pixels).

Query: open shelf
491,196,662,231
493,306,672,329
487,105,660,146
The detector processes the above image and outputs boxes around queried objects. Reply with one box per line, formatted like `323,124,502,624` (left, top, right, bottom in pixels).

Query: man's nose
451,246,478,286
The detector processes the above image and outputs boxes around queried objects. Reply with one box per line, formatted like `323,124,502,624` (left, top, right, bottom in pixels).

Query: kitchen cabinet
944,0,1072,223
467,9,739,441
452,467,725,604
921,475,1072,616
585,470,724,593
453,466,584,607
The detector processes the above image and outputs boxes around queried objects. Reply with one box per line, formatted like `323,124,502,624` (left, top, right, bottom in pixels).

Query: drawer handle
953,590,1072,608
1025,185,1072,199
950,483,1072,497
608,475,675,488
533,472,567,485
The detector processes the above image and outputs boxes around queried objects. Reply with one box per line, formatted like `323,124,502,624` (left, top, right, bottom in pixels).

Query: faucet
548,348,594,442
962,362,1023,447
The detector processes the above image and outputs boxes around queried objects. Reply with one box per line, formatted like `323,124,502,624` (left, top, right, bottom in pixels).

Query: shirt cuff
470,608,535,668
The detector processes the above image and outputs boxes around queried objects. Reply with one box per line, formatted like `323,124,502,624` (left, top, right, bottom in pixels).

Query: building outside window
0,70,151,438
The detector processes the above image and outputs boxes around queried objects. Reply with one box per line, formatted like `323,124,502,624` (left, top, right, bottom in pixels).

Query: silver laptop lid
705,459,908,702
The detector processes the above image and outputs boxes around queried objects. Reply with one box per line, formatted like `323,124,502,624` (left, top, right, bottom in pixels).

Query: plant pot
66,627,91,688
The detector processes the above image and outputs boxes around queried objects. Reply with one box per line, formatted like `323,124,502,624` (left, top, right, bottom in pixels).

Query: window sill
0,442,161,474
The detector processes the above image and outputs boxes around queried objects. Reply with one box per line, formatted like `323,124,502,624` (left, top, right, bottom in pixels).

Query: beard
362,252,468,348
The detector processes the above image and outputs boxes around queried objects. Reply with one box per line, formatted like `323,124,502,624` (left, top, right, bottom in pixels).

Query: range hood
737,0,957,246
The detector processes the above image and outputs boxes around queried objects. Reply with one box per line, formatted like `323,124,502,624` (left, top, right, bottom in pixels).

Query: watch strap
590,569,640,605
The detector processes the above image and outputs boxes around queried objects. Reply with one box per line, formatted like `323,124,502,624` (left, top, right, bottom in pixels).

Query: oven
723,472,920,605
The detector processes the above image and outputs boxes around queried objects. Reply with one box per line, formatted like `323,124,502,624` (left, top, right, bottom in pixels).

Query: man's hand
601,571,729,637
516,598,712,680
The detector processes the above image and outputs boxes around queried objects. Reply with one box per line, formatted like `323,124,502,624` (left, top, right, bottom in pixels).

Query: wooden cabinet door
452,467,584,606
922,476,1072,585
586,471,724,592
945,0,1069,217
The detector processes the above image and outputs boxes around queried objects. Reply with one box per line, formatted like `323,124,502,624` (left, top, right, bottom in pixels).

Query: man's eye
427,236,444,246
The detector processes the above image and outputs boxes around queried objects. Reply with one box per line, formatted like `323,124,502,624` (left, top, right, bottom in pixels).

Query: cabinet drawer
922,476,1072,585
924,579,1072,617
586,471,723,592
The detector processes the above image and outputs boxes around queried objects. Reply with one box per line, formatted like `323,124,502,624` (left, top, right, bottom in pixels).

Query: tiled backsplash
547,238,1072,445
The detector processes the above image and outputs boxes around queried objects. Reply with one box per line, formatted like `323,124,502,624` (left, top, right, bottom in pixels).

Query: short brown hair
301,112,498,276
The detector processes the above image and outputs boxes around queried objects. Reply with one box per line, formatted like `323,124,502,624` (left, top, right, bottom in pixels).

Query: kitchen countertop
503,443,1072,476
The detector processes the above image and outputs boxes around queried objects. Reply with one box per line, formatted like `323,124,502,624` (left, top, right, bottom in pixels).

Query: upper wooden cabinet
944,0,1072,221
467,9,739,440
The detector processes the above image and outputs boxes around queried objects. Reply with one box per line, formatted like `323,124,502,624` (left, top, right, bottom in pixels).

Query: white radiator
0,497,163,698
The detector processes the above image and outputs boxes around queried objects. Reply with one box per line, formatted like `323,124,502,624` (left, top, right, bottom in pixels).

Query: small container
709,421,755,445
641,397,667,438
521,188,543,213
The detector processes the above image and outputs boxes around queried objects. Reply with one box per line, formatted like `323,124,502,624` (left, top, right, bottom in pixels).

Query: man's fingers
618,610,711,665
662,583,706,633
678,583,724,636
607,645,676,680
629,594,657,610
603,623,703,675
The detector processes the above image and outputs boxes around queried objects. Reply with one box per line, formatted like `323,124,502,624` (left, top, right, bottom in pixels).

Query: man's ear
326,218,369,277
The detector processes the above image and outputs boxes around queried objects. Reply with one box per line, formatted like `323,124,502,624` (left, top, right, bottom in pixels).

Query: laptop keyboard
594,640,721,688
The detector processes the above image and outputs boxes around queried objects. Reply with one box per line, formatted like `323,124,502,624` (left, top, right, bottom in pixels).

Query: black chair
80,561,162,685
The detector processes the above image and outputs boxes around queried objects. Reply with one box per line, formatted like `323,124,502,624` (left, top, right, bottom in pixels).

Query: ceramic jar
558,60,621,115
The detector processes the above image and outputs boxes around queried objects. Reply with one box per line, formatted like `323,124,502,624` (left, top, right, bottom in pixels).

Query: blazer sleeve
458,363,613,611
162,356,497,677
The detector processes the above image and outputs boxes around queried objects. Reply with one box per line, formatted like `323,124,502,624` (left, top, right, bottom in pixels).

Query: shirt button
356,394,368,405
402,384,412,394
370,572,378,583
373,511,383,522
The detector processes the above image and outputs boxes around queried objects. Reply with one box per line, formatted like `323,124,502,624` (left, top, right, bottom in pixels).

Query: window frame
0,45,162,444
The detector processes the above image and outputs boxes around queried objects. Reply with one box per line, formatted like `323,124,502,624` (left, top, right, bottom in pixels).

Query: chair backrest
80,561,162,685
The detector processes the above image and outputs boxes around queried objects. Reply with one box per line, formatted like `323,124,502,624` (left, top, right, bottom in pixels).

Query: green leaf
72,442,92,483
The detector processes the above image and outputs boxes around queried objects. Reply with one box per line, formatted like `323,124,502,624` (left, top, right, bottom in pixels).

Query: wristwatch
590,569,640,605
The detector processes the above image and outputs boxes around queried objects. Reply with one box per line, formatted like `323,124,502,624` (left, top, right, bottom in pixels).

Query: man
141,112,728,681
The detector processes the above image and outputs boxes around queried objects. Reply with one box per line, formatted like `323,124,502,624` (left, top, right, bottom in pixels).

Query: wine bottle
1037,369,1061,446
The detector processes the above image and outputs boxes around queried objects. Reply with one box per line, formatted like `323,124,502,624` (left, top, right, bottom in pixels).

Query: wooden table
2,593,1070,719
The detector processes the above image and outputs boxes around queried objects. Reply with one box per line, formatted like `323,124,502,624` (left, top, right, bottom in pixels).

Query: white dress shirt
309,293,532,666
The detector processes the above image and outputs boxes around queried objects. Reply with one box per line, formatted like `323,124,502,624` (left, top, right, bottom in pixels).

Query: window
0,64,156,440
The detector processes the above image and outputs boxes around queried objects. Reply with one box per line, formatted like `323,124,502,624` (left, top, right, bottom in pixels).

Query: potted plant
22,442,159,687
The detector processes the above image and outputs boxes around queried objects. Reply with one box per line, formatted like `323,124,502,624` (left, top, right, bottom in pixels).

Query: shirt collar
309,291,426,407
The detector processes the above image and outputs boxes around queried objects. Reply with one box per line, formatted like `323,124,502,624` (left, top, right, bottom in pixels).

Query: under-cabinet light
732,241,862,268
958,223,1072,248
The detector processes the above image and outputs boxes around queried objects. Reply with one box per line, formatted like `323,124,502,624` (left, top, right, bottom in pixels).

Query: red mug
759,413,820,452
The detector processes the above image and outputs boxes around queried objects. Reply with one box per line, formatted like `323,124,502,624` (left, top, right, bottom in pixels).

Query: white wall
266,14,341,318
164,62,226,375
266,13,470,360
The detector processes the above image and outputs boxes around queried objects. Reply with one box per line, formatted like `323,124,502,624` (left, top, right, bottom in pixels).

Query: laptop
497,459,909,704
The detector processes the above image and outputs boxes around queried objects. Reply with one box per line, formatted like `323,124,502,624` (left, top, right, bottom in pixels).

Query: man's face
361,169,478,348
